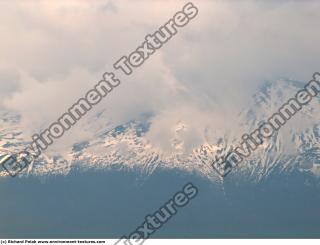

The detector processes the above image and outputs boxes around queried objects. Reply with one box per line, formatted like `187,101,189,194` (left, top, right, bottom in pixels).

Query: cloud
1,0,320,153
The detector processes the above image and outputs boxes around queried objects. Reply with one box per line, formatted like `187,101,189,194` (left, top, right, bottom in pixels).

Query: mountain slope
1,79,320,181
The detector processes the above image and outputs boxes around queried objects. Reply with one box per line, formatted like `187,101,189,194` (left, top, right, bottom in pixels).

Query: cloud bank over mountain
1,0,320,154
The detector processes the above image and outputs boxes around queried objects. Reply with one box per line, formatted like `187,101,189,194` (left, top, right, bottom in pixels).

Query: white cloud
1,0,320,153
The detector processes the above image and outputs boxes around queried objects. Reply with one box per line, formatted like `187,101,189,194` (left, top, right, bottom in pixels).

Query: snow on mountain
1,78,320,181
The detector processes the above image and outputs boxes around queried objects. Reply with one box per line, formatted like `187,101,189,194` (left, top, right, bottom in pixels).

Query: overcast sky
1,0,320,153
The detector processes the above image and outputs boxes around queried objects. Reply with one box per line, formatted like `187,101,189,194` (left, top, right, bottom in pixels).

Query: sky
1,0,320,154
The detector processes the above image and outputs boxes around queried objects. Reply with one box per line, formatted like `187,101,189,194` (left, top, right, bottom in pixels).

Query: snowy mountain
1,78,320,181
